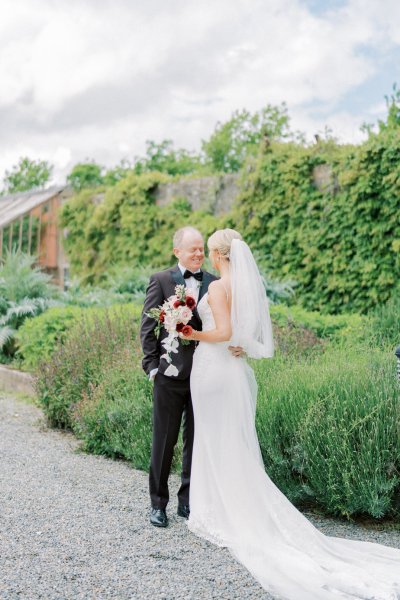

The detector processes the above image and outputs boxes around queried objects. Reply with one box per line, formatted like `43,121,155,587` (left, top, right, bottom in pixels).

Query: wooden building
0,186,72,288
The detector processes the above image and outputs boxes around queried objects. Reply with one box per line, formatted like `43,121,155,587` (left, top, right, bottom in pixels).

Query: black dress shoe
150,507,168,528
177,504,190,519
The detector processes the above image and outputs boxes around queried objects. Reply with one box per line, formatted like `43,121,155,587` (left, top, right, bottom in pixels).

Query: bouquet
146,284,196,377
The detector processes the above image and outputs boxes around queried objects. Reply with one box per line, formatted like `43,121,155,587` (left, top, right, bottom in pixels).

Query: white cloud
0,0,399,183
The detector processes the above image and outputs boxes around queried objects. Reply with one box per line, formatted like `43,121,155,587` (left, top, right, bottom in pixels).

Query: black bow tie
183,269,203,281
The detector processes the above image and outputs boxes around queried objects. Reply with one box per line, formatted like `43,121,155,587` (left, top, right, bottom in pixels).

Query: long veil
230,238,274,359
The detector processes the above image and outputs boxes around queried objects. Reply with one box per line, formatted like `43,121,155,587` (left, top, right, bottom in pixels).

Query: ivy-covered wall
234,127,400,314
60,172,224,284
60,123,400,314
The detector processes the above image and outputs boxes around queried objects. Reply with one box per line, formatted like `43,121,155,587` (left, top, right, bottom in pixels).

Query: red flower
176,323,184,332
173,299,185,308
159,310,166,323
182,325,193,337
185,296,196,309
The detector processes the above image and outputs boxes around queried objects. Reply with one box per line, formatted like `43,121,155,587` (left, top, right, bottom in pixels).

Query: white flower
164,364,179,377
178,306,192,323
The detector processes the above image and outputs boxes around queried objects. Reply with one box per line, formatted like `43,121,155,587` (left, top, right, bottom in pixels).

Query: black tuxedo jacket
140,265,217,380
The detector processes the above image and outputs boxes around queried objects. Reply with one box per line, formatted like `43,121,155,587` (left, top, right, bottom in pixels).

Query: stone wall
154,174,240,216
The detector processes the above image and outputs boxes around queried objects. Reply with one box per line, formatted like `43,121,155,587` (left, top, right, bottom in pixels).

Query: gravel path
1,393,399,600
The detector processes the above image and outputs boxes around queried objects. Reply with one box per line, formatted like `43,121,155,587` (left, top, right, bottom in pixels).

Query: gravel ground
1,392,399,600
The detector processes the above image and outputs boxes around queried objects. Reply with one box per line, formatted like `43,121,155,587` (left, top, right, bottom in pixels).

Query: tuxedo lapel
171,265,185,288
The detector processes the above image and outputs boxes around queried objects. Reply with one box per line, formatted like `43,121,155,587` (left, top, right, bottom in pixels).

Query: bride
182,228,400,600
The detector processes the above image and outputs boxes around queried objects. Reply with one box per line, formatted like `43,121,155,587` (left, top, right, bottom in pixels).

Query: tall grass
254,345,400,518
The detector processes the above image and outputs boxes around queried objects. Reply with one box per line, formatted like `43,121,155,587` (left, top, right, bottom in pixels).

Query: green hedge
16,303,142,370
254,346,399,518
19,300,358,371
35,304,400,519
269,303,367,342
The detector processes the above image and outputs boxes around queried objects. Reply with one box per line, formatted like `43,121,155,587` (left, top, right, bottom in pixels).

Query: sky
1,0,399,184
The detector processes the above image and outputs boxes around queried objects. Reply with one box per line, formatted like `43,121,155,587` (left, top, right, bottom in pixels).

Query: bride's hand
180,325,197,341
228,345,245,357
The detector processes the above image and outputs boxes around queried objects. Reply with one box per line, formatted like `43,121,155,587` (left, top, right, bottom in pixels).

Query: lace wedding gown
188,292,400,600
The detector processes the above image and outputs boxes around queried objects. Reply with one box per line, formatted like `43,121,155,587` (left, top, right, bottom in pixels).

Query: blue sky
0,0,399,183
304,0,348,17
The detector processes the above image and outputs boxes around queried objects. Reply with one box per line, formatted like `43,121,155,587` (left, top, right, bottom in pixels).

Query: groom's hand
228,345,245,357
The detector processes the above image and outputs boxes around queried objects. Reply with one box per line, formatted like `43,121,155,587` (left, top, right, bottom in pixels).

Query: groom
140,226,217,528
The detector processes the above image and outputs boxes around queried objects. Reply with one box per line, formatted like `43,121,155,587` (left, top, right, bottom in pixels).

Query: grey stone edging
0,364,35,396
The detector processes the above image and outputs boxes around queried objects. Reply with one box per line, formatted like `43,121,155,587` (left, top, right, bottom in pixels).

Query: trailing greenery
58,93,400,314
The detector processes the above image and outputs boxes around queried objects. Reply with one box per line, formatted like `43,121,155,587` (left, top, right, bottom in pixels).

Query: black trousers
149,372,194,510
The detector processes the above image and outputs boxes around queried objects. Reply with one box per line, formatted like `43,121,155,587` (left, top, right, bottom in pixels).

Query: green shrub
35,304,140,429
254,344,400,518
16,306,83,369
71,352,154,471
16,303,142,370
269,303,367,342
0,250,61,361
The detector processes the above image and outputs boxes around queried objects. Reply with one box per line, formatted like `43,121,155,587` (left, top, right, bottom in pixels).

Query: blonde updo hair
207,228,243,260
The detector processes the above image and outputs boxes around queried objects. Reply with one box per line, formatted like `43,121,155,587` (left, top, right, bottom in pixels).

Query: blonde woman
182,228,400,600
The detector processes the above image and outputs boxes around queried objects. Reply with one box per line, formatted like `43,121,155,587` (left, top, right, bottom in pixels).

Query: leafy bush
17,303,142,370
16,306,81,369
71,354,154,471
269,304,367,343
254,345,400,518
0,250,60,360
35,305,140,429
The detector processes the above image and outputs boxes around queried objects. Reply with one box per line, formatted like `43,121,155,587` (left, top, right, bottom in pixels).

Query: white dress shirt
177,262,202,303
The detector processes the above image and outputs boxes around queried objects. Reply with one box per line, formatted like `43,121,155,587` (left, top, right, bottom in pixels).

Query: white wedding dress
188,291,400,600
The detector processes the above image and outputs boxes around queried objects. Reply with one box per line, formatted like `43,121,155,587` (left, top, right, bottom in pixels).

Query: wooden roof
0,186,67,229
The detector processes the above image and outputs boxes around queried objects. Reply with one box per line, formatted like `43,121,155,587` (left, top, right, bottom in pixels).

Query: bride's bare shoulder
208,279,231,299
